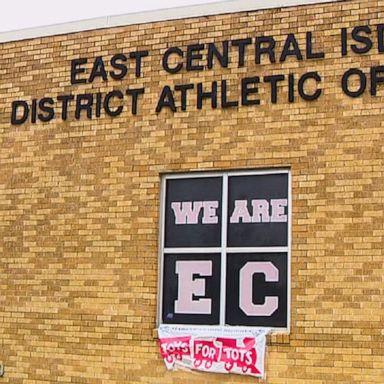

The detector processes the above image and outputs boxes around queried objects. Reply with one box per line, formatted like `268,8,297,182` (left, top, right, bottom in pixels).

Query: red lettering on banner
192,337,260,374
217,337,260,375
158,330,267,377
159,336,191,364
193,340,221,369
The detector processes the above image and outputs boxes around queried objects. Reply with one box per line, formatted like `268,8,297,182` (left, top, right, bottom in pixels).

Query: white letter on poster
251,199,270,223
202,201,219,224
230,200,251,223
239,262,279,316
270,199,288,222
171,201,203,224
175,260,212,314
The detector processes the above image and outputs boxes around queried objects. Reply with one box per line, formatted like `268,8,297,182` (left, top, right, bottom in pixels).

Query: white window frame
157,168,291,334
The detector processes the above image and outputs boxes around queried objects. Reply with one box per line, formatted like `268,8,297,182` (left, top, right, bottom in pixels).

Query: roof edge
0,0,341,43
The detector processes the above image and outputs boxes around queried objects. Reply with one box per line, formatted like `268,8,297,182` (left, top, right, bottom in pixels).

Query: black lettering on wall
187,44,205,71
241,77,260,106
71,58,87,84
175,83,194,111
31,99,37,124
11,101,29,125
306,31,325,59
207,41,229,69
255,36,276,64
162,47,184,74
110,54,128,80
126,88,145,115
280,34,303,62
57,95,74,121
130,50,149,78
288,74,295,103
264,74,285,103
156,86,177,113
232,38,252,67
104,90,124,117
351,26,373,54
341,28,348,56
95,93,103,118
378,24,384,53
342,68,367,97
370,66,384,96
38,98,55,122
221,80,239,108
298,72,322,101
89,56,108,83
75,94,93,119
197,81,218,109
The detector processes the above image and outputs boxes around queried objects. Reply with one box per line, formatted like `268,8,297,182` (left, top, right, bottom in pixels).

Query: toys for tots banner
158,325,268,378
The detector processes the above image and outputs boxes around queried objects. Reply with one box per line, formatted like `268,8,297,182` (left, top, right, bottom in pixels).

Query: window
158,169,290,332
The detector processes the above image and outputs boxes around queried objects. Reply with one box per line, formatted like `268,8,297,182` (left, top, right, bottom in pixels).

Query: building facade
0,0,383,383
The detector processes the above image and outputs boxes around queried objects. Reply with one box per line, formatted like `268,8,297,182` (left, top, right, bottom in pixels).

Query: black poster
227,174,289,247
162,253,221,325
226,253,288,328
161,171,290,331
165,177,222,248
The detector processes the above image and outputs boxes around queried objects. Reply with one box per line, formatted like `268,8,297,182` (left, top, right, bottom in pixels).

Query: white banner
158,325,268,378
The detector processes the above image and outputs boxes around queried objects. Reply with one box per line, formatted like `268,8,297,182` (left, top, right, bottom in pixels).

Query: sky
0,0,225,33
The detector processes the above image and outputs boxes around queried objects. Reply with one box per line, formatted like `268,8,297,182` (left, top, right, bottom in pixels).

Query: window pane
227,173,289,247
164,177,222,248
225,252,288,328
162,253,221,325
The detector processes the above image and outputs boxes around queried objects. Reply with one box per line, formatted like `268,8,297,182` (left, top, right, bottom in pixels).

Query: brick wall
0,0,383,382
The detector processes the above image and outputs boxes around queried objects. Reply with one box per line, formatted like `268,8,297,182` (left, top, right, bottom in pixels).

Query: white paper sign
158,325,268,378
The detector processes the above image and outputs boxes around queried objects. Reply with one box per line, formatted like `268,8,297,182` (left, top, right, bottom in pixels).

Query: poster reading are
158,325,268,378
